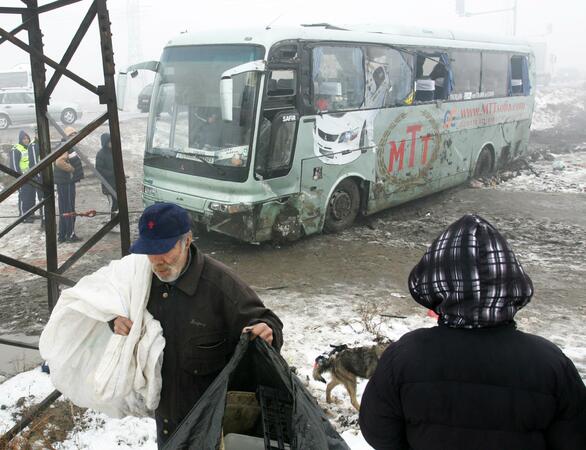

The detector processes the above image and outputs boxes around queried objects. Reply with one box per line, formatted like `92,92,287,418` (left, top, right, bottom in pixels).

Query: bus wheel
324,179,360,233
473,146,494,178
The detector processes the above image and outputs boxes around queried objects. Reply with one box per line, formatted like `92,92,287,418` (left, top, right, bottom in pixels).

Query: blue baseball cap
129,203,191,255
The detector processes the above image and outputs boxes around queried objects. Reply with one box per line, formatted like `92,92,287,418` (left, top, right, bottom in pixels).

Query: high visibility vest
14,144,29,172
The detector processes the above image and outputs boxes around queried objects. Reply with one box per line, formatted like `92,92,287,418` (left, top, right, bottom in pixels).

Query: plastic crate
256,385,292,450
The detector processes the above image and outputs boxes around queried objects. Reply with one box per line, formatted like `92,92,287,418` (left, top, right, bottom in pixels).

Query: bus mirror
116,61,159,111
220,60,267,122
220,77,233,122
116,71,128,111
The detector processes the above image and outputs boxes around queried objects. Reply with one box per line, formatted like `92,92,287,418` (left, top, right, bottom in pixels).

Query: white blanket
39,253,165,418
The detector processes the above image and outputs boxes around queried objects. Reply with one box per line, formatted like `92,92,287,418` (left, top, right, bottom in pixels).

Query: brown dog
313,342,390,411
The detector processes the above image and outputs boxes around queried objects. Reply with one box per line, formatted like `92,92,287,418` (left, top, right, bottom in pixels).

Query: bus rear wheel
324,179,360,233
473,146,494,178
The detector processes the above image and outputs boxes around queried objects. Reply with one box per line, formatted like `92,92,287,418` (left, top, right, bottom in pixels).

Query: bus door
253,44,304,240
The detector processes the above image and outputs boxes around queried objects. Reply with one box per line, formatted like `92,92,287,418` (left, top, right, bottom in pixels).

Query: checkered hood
408,215,533,328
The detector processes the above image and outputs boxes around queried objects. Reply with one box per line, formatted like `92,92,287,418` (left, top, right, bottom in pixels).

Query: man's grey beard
153,267,182,283
151,241,188,283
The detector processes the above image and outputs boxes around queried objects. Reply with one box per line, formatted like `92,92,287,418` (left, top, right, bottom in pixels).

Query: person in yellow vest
10,130,36,222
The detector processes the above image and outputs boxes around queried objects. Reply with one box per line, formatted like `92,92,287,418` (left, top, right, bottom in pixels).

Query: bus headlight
209,202,252,214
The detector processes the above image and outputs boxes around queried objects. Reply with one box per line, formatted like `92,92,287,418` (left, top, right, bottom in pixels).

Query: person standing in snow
10,130,36,221
95,133,118,220
27,128,45,229
110,202,283,448
54,126,84,243
359,214,586,450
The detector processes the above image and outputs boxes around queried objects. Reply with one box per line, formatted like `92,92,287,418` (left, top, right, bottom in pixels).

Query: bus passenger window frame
481,51,510,98
310,44,366,113
509,54,530,96
254,109,299,180
413,50,452,102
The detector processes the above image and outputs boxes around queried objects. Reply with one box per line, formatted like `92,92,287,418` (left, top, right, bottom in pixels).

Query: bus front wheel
473,146,494,178
324,179,360,233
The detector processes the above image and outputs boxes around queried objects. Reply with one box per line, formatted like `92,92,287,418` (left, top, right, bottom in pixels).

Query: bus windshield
145,45,264,182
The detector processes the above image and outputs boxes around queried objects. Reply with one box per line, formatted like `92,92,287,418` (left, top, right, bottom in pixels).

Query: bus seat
277,79,294,95
415,79,435,102
267,79,278,94
511,79,523,95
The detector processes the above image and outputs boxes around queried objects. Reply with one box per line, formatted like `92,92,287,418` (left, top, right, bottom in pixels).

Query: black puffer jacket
360,215,586,450
359,324,586,450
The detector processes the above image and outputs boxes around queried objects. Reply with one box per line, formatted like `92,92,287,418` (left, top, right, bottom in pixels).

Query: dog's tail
312,355,329,383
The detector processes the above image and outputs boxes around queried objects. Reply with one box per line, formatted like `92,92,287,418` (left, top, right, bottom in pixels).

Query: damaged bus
120,25,534,242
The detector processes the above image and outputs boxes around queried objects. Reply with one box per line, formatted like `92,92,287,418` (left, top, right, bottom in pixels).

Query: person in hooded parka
359,214,586,450
95,133,118,220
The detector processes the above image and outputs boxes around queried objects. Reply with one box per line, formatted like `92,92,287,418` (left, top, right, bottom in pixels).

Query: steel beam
0,162,45,191
0,25,99,95
97,0,130,256
0,20,28,46
0,197,50,240
24,0,61,310
43,0,97,102
0,1,132,443
0,338,38,351
0,112,109,203
38,0,84,14
0,253,75,286
57,214,120,274
0,7,28,14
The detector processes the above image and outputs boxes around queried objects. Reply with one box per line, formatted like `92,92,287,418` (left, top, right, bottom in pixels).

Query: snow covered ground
1,84,586,448
1,283,585,449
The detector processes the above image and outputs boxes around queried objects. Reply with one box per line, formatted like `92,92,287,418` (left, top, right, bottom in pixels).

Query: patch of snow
0,367,54,434
496,151,586,193
56,411,156,450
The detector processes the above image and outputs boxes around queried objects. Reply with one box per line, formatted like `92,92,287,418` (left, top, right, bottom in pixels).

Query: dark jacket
359,323,586,450
54,137,84,185
360,215,586,450
27,139,41,182
95,133,115,195
146,244,283,441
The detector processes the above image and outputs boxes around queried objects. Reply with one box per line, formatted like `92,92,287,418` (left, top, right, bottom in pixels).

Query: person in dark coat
95,133,118,219
10,130,36,222
359,214,586,450
109,203,283,448
54,127,84,243
27,128,45,229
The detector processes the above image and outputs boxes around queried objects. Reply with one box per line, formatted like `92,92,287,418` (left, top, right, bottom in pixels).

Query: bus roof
165,24,532,54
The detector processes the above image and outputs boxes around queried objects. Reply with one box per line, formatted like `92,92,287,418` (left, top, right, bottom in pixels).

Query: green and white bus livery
128,25,534,242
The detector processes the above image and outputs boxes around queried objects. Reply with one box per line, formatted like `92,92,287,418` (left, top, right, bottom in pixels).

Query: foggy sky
0,0,584,104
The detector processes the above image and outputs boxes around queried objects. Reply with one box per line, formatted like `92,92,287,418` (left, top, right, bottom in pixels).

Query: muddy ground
0,86,585,443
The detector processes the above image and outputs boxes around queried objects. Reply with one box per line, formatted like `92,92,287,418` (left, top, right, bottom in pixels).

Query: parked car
0,89,81,130
137,83,153,113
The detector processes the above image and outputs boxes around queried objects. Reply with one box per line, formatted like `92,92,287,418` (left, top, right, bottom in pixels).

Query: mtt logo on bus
118,25,534,243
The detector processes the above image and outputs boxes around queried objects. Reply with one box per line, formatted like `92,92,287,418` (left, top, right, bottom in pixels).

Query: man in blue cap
110,202,283,447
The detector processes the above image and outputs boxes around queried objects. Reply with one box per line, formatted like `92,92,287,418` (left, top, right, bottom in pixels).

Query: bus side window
414,52,451,102
481,52,509,98
267,70,296,97
364,46,413,108
311,46,365,112
450,50,481,100
510,55,530,96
